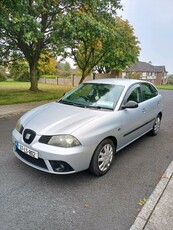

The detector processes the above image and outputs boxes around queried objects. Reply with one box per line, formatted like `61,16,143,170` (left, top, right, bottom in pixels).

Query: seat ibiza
12,78,163,176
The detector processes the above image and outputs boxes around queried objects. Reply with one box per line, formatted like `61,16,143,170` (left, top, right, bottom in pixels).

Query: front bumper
12,129,95,174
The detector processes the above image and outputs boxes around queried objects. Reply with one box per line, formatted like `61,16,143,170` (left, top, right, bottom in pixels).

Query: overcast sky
117,0,173,74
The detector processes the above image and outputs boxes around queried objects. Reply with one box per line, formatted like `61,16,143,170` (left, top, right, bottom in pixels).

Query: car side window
141,83,158,101
127,87,142,103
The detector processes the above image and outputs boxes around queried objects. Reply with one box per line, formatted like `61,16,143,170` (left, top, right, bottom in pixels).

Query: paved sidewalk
1,102,173,230
0,101,47,118
130,160,173,230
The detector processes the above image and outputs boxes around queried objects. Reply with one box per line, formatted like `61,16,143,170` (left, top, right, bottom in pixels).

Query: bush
128,72,141,80
40,74,57,79
168,76,173,85
57,69,71,78
10,61,30,82
0,66,7,81
14,72,30,82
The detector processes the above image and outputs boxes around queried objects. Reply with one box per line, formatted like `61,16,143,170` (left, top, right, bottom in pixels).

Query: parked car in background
12,78,163,176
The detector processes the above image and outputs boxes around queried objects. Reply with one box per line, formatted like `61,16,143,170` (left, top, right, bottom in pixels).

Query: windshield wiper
59,100,113,110
59,100,87,108
88,105,113,111
59,100,74,105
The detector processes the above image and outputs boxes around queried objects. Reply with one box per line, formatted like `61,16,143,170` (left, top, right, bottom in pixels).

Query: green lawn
0,82,73,105
0,81,173,105
156,84,173,90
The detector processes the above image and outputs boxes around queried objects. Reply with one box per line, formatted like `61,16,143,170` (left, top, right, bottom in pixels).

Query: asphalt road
0,90,173,230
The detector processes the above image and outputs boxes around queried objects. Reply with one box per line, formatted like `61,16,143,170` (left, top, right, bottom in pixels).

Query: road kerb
129,161,173,230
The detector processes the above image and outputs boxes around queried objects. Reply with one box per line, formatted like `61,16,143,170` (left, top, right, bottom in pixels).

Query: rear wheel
149,115,161,136
89,138,115,176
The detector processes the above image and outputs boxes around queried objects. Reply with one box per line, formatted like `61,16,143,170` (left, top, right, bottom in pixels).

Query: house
121,61,168,85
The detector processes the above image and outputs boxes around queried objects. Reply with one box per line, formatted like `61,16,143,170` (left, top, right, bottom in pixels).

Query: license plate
16,142,38,159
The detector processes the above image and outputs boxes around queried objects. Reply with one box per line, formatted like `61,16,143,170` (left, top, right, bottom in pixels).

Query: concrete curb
129,160,173,230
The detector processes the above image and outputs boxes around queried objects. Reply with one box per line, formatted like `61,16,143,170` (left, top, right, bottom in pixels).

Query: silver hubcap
98,144,113,172
154,117,161,134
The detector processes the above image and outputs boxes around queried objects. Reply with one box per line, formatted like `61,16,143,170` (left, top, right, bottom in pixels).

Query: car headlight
16,119,23,134
47,135,81,148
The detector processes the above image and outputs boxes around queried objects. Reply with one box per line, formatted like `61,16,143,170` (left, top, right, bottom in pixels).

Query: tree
38,53,57,76
95,18,140,74
56,7,139,83
0,0,70,91
55,2,122,83
56,61,72,78
0,0,121,90
64,61,71,72
168,74,173,85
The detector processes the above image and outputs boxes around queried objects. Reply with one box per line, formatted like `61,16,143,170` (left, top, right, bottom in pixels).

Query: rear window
141,83,158,101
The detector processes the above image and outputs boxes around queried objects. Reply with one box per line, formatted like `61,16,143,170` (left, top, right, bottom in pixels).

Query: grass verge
156,85,173,90
0,81,173,105
0,82,73,105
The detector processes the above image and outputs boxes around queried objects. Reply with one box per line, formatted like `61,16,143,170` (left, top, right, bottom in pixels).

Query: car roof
85,78,147,87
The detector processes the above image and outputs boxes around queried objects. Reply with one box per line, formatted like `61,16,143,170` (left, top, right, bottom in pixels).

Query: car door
116,84,148,151
140,82,162,128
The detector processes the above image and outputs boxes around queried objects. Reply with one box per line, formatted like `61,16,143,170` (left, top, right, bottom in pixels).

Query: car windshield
59,83,124,110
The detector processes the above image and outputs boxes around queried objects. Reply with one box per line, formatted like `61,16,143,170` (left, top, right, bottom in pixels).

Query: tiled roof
126,61,166,73
154,66,166,72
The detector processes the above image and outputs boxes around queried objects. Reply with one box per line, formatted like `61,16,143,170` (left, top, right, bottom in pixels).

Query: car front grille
23,129,36,144
16,148,48,170
39,135,52,144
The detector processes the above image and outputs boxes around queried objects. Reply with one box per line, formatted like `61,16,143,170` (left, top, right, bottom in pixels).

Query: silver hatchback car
12,79,163,176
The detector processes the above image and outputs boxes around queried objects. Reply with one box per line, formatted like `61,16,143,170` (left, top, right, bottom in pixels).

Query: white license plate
16,142,39,159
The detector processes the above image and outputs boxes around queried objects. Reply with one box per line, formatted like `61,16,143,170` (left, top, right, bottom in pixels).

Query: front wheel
89,138,115,176
149,115,161,136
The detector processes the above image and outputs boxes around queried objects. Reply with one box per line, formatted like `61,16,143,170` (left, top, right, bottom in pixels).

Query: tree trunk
79,68,92,84
79,75,85,84
29,61,39,91
78,69,86,84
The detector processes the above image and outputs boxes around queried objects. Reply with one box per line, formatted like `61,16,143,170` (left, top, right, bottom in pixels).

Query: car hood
21,102,106,135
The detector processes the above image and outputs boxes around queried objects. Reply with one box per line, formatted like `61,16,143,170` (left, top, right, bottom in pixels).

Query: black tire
149,115,161,136
89,138,115,176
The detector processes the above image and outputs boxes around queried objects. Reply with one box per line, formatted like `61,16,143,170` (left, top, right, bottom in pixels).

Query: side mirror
121,101,139,109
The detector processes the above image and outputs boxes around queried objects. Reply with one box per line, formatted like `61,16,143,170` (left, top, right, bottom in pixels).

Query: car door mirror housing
122,101,139,109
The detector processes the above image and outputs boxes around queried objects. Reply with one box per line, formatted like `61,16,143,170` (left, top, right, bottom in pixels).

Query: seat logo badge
25,134,31,140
